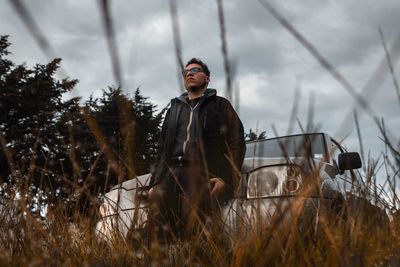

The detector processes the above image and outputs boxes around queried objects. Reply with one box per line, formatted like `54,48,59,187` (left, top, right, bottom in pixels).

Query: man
148,58,245,240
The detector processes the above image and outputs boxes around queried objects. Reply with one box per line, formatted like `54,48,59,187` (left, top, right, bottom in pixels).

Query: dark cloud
1,0,399,184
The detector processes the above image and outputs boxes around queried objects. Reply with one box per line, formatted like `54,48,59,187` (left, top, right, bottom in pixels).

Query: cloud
1,0,399,185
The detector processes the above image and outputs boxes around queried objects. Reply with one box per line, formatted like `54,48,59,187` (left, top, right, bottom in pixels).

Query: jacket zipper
183,103,199,155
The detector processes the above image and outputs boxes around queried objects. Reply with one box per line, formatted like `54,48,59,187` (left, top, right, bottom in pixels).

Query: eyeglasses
182,67,203,77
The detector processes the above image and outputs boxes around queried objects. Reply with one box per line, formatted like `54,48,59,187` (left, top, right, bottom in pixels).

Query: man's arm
149,107,171,187
211,98,245,196
223,100,246,175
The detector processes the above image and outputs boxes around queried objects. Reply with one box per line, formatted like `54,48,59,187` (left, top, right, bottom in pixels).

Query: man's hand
148,187,155,201
210,177,226,196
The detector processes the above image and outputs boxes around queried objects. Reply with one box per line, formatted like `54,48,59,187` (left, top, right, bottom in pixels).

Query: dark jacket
150,88,246,201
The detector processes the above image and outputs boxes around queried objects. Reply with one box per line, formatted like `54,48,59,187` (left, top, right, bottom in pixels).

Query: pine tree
0,35,164,215
83,87,163,191
131,88,163,175
0,35,77,188
0,35,79,214
245,128,267,141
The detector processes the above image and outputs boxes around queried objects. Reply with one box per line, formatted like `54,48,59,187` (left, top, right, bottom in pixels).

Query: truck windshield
245,134,327,160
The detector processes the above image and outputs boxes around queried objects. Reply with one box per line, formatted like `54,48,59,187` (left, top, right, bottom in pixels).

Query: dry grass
0,158,399,267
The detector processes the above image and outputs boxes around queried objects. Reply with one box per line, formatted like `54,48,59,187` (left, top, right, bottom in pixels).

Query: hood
109,173,151,192
175,88,217,103
241,157,325,174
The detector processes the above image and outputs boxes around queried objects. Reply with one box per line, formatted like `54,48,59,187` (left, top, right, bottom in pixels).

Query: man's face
183,63,210,92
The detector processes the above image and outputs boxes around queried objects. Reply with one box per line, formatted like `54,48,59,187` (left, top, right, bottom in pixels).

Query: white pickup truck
96,133,388,241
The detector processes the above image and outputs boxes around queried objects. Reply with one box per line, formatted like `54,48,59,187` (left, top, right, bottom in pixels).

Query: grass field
1,1,399,266
0,179,399,266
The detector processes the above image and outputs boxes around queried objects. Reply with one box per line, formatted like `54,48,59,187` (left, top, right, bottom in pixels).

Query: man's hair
185,58,210,77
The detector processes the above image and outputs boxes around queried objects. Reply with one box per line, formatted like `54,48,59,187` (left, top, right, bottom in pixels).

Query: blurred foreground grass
0,176,399,267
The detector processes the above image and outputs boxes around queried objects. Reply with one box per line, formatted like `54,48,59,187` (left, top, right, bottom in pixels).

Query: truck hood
241,157,325,174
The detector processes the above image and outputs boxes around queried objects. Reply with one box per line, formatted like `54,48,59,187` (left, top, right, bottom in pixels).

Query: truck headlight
247,165,303,198
248,167,282,198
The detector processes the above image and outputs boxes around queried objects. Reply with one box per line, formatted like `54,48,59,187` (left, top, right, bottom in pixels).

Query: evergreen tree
245,128,267,141
131,88,163,175
0,35,164,215
0,35,77,191
0,35,80,215
84,87,163,191
55,97,95,208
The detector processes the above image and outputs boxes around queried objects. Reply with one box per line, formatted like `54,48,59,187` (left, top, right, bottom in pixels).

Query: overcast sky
1,0,399,186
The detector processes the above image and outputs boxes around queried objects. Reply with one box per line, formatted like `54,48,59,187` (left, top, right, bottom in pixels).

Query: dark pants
149,165,217,241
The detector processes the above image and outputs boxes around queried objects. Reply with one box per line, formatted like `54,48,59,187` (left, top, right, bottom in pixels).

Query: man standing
148,58,245,240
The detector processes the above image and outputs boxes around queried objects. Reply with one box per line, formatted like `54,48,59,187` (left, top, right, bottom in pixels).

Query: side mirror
338,152,362,171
